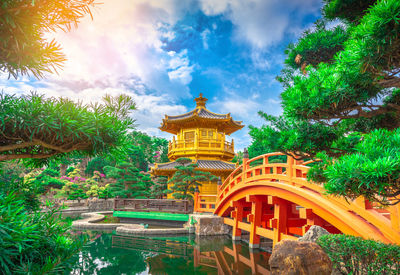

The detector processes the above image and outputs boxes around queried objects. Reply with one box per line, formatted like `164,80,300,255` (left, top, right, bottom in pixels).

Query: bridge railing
217,152,319,203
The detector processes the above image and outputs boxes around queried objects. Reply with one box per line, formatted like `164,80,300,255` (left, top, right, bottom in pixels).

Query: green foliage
0,193,85,274
283,23,348,70
323,0,376,23
0,0,96,79
104,163,152,198
126,131,169,171
0,93,136,165
322,129,400,204
0,170,42,212
254,0,400,204
67,185,88,202
151,176,168,199
232,151,243,164
168,158,218,200
66,166,75,175
85,157,113,176
25,168,65,194
317,234,400,274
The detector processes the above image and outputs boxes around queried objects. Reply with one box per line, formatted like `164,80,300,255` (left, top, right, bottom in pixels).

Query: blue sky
0,0,323,151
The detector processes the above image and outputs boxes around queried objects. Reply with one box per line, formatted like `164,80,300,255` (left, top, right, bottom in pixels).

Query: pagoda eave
160,116,243,135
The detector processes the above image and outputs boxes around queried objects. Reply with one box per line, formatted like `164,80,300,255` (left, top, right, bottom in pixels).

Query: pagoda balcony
168,138,235,160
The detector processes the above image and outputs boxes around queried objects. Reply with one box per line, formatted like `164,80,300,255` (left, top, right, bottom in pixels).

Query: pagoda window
184,131,195,141
200,129,215,139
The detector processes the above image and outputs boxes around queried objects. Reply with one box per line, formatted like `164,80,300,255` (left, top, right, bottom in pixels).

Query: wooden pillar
300,208,325,234
270,197,289,246
246,195,263,249
193,248,200,267
287,156,294,184
249,251,260,275
231,201,244,240
231,242,245,274
194,186,200,212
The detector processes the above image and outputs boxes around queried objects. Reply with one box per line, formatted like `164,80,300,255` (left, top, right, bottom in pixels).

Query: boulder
269,240,332,275
298,225,330,242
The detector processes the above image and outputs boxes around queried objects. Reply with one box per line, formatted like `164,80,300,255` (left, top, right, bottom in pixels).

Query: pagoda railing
168,138,234,157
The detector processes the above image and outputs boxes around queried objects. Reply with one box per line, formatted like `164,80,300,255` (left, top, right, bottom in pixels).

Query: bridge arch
213,153,400,247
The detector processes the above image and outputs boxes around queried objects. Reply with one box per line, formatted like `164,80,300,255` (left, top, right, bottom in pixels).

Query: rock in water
298,225,330,242
269,240,332,275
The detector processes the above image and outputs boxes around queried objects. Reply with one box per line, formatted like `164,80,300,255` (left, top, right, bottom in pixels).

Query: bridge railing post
287,156,294,184
242,148,249,182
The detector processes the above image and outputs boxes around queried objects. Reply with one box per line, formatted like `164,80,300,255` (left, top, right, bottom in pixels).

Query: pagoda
150,94,244,211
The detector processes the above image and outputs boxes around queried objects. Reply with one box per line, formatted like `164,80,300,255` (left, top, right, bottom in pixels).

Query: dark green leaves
0,93,135,164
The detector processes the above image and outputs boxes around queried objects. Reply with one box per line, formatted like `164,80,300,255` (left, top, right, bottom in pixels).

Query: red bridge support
214,152,400,247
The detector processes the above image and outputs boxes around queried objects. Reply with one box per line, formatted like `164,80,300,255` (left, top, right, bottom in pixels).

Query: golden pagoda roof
159,94,244,135
150,159,236,171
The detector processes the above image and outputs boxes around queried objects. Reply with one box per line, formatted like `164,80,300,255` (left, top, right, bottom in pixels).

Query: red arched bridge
195,152,400,248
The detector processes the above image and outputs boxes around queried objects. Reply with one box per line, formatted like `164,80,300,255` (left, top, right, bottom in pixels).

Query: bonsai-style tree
104,163,151,198
151,176,169,199
168,158,218,200
252,0,400,205
67,184,88,202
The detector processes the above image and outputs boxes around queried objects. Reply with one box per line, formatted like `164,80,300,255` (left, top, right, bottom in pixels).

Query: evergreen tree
104,163,151,198
151,176,168,199
252,0,400,205
67,185,88,202
168,158,218,200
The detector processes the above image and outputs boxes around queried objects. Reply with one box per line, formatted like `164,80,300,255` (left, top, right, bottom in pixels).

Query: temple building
150,94,244,211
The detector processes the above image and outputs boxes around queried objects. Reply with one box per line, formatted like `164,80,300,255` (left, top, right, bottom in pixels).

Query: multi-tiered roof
159,94,243,135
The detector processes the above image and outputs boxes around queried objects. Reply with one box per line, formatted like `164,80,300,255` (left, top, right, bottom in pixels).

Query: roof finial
195,93,207,109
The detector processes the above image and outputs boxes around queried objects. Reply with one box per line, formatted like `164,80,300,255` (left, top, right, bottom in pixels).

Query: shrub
41,168,60,177
317,234,400,275
66,166,75,175
0,193,85,274
85,157,112,176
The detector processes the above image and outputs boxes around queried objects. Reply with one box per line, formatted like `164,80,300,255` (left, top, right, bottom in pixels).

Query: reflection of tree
147,255,211,275
67,232,149,274
67,232,270,275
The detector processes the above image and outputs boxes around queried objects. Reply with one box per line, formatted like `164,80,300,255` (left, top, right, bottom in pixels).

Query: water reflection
68,232,271,275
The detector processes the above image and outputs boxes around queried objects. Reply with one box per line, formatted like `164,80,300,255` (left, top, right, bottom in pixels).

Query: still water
67,231,271,274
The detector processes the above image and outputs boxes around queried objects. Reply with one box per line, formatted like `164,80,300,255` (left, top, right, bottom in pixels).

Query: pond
66,231,271,274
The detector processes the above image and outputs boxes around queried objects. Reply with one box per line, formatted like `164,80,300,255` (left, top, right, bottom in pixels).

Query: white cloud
201,29,211,49
167,50,194,85
200,0,322,49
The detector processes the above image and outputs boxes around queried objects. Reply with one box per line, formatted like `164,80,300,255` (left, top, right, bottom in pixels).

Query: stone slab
189,214,230,236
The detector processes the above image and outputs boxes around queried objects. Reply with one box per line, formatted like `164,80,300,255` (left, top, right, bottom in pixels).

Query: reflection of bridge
212,152,400,248
194,243,270,275
112,235,270,274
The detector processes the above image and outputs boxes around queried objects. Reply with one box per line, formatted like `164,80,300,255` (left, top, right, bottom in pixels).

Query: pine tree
151,176,168,199
168,158,218,200
252,0,400,205
104,163,152,198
